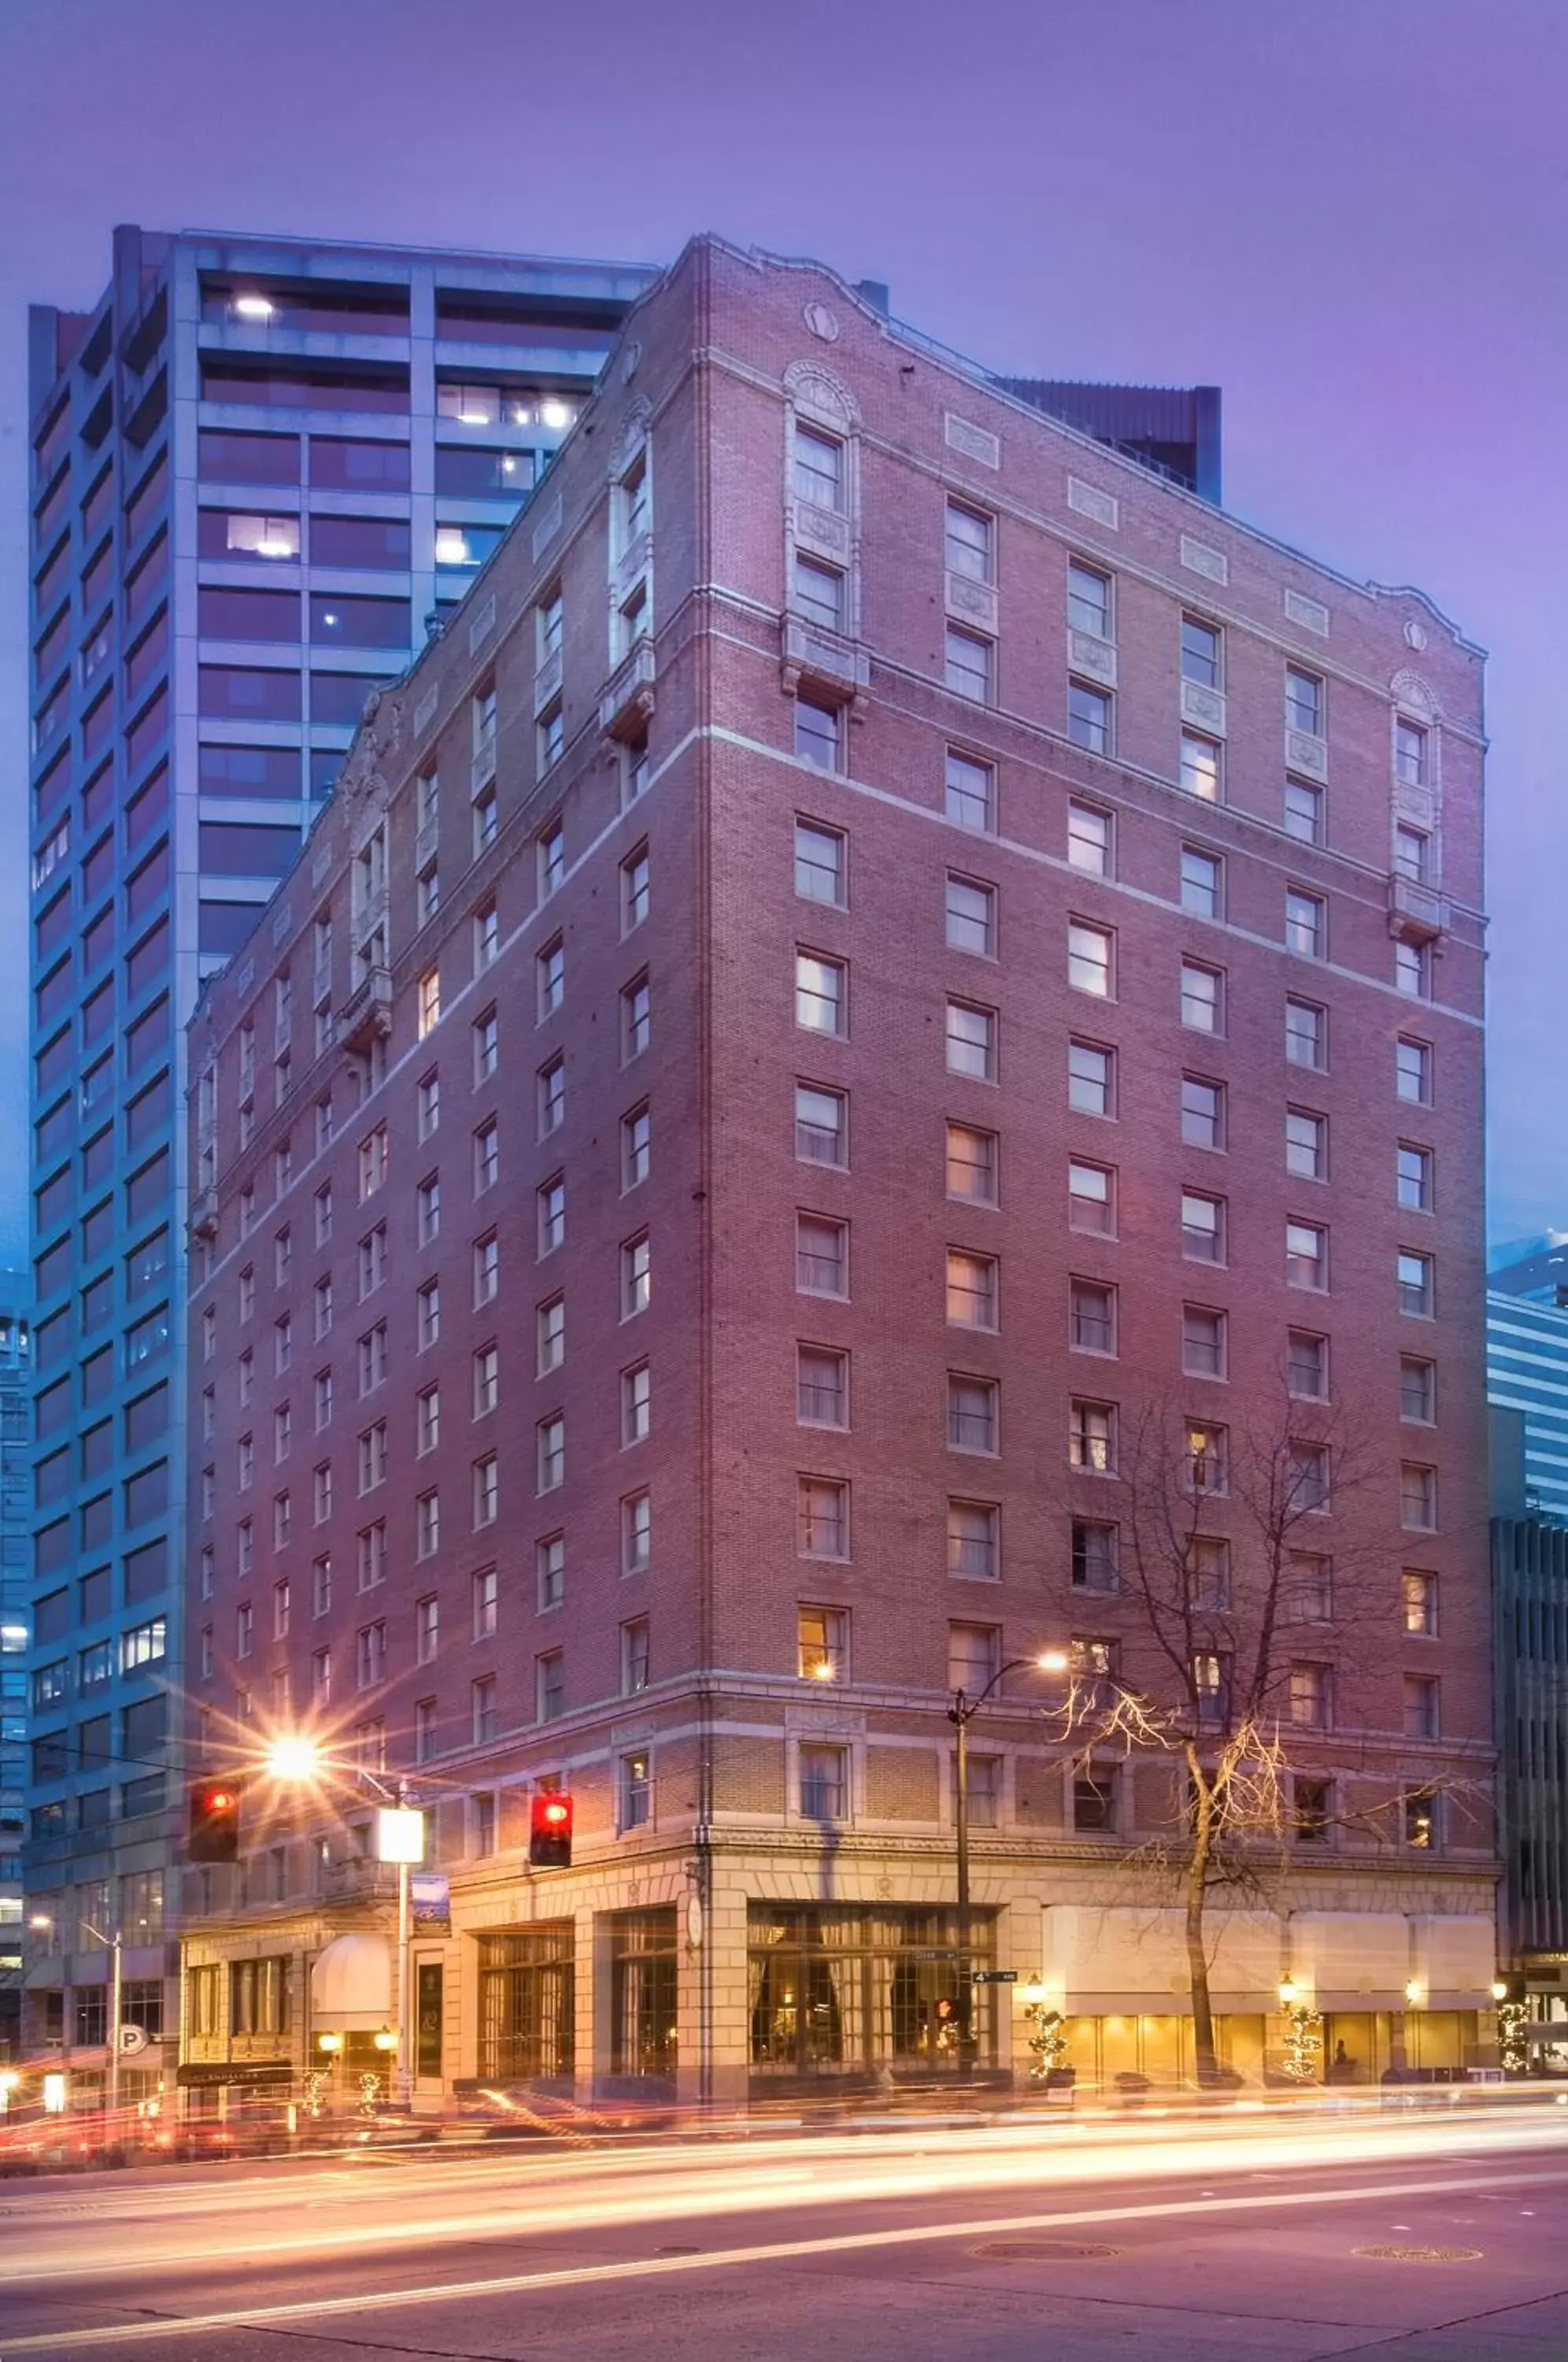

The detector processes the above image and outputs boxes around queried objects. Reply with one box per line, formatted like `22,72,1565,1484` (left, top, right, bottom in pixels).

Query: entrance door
416,1961,443,2081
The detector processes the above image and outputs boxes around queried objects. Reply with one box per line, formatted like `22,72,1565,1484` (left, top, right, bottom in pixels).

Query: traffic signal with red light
187,1777,242,1864
528,1791,573,1868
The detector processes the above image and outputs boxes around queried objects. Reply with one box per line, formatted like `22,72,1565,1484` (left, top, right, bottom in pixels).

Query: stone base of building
178,1836,1501,2114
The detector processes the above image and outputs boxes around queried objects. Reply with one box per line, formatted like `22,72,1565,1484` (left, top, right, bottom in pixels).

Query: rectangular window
945,625,993,703
1070,1279,1115,1355
1180,846,1223,918
796,1083,847,1166
948,1374,998,1454
794,694,841,772
622,975,651,1060
1396,719,1428,788
474,1008,499,1083
1403,1788,1439,1849
1396,1036,1433,1105
474,1232,499,1305
537,938,564,1020
945,750,994,833
1067,920,1114,998
946,1249,998,1331
1403,1674,1440,1741
948,1621,1000,1694
1400,1463,1437,1531
1397,1142,1434,1212
536,1416,564,1494
1403,1570,1439,1637
797,1345,849,1427
1286,998,1326,1069
797,1605,847,1682
619,1749,653,1829
1074,1769,1117,1834
1182,1305,1226,1379
622,1493,651,1575
1289,1663,1331,1730
1285,667,1323,736
795,950,847,1035
416,1277,441,1348
621,1103,650,1191
1067,561,1111,639
416,1489,440,1560
1181,961,1222,1033
537,1057,565,1138
1396,938,1431,998
621,1233,651,1320
1068,1040,1114,1117
1289,1440,1329,1513
1399,1249,1434,1317
416,1385,440,1455
417,968,441,1038
946,1122,997,1205
1180,733,1221,802
473,1342,499,1416
538,1175,566,1255
798,1476,849,1560
793,425,843,510
947,1498,999,1581
538,1533,566,1610
1067,801,1111,876
1393,824,1431,884
797,1212,849,1296
1067,681,1111,753
1181,616,1222,689
945,500,993,581
1285,890,1325,957
1287,1330,1328,1401
622,1361,651,1446
795,819,846,906
1287,1220,1328,1291
1186,1421,1228,1494
1285,1108,1329,1181
472,1564,498,1640
1068,1158,1115,1234
946,873,997,958
1400,1357,1436,1424
1071,1519,1119,1593
1069,1398,1116,1475
1181,1075,1225,1150
537,1653,564,1724
1283,779,1323,845
793,553,845,629
416,1174,441,1246
798,1743,847,1820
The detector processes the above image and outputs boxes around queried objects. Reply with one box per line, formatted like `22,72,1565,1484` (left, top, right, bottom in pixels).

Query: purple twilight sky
1,0,1562,1271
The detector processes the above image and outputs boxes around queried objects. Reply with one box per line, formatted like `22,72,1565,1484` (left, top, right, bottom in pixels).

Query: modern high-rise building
22,226,656,2086
1488,1237,1568,1520
179,239,1496,2109
0,1282,32,2060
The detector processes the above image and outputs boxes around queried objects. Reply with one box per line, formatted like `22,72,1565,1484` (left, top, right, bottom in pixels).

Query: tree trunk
1185,1768,1219,2086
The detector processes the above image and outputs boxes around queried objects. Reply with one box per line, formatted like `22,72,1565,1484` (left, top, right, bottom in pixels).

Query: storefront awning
310,1933,391,2031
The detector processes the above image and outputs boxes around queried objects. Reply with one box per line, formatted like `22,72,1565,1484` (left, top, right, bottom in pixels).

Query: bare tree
1055,1385,1388,2086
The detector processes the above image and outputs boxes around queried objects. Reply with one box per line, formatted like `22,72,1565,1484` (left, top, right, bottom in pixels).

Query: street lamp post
29,1912,122,2120
948,1652,1067,2074
264,1738,424,2109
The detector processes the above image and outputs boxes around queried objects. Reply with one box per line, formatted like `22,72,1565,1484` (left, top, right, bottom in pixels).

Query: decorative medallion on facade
803,301,840,342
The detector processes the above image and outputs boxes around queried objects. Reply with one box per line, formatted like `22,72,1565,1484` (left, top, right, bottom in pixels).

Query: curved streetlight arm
948,1655,1064,1727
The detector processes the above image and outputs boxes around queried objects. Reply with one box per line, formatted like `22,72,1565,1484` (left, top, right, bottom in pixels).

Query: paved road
2,2103,1568,2358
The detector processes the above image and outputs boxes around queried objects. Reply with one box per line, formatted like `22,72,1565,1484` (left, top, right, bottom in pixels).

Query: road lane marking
3,2120,1566,2286
4,2165,1568,2354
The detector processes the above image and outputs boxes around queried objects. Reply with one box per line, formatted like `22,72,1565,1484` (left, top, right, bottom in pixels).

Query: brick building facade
181,238,1496,2109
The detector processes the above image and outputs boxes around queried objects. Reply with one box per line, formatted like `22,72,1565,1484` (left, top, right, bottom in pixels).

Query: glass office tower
23,226,654,2088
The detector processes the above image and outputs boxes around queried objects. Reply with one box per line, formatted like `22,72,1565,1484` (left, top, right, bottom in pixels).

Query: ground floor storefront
179,1844,1503,2111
